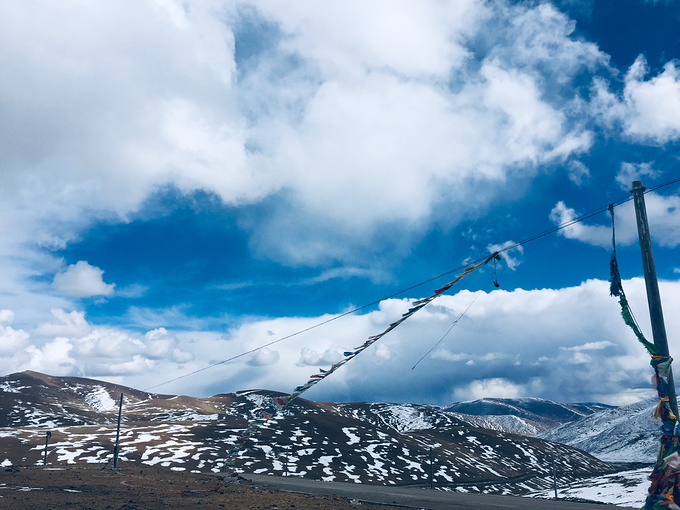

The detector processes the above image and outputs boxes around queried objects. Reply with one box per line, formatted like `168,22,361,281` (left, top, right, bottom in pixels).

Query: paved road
228,473,637,510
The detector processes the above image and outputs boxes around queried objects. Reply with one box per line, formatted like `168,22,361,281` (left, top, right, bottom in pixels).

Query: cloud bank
2,278,677,406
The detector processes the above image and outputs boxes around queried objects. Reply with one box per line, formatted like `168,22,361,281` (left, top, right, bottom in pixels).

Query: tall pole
113,393,123,471
43,431,51,466
429,447,434,489
631,181,678,418
551,449,558,499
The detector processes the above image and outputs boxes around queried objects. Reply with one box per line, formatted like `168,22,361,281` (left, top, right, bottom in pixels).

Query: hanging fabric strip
609,205,679,510
608,205,657,356
225,252,499,469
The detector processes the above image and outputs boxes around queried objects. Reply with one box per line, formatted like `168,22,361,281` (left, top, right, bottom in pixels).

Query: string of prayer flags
225,252,500,470
278,251,499,407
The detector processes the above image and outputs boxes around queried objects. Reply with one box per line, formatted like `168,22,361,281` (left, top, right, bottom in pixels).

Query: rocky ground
0,465,401,509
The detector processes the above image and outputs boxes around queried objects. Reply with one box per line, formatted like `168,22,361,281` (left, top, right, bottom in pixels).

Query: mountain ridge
0,370,629,495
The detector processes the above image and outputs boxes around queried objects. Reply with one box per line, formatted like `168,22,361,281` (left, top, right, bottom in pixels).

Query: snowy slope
538,397,659,462
0,370,626,492
439,397,612,436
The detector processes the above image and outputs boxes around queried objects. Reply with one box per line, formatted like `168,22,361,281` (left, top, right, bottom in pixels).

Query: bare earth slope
0,465,399,509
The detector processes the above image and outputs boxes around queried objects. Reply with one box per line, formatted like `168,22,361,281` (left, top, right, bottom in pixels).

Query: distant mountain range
440,398,613,436
440,396,661,464
0,370,631,496
537,398,659,463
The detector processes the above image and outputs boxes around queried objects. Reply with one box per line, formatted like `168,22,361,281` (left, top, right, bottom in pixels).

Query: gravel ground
0,465,402,509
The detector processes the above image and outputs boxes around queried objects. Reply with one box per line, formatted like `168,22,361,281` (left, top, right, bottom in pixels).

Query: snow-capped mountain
0,371,633,495
538,398,659,463
439,397,612,436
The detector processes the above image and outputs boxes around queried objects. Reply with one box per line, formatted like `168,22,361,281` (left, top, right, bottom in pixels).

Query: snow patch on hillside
531,467,651,508
84,387,118,412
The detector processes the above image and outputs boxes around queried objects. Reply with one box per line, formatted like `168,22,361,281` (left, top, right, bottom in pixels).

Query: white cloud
566,351,592,364
551,192,680,248
249,0,481,80
643,193,680,247
592,55,680,144
34,309,92,338
297,346,343,367
2,278,678,405
487,241,524,271
0,310,15,325
248,347,280,366
0,0,607,277
0,323,29,356
564,341,615,351
26,338,76,375
431,349,469,362
454,378,523,400
616,161,660,191
623,57,680,143
550,201,613,247
6,308,193,379
374,343,392,362
91,356,156,376
567,160,590,186
53,261,115,298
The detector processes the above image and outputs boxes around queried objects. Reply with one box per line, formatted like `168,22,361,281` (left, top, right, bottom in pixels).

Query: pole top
632,180,646,193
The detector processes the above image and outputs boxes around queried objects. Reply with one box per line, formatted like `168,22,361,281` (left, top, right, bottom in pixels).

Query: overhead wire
144,177,680,392
411,275,496,371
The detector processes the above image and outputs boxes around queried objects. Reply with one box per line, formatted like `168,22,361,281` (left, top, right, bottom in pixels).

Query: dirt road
240,473,638,510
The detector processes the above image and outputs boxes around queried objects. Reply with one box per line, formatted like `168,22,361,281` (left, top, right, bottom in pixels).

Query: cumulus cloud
615,161,660,190
248,347,280,366
0,0,607,276
487,241,524,271
297,346,343,367
592,55,680,144
165,278,677,405
53,261,115,298
34,309,92,338
453,378,523,400
0,322,29,356
26,338,77,374
550,201,613,247
3,308,193,378
551,192,680,248
2,277,678,405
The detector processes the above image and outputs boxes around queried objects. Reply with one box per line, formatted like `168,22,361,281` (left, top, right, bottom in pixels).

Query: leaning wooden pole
631,180,678,418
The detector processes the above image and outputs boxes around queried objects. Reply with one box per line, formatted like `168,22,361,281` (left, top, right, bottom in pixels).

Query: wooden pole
631,180,678,418
113,393,123,470
429,447,434,489
43,431,51,466
551,449,558,499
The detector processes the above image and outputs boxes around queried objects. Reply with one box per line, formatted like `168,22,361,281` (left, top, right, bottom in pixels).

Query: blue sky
1,0,679,406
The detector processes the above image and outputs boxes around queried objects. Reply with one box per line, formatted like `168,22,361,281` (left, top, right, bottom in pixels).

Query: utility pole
631,181,678,418
43,431,51,466
429,447,434,489
113,393,123,471
551,449,558,499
